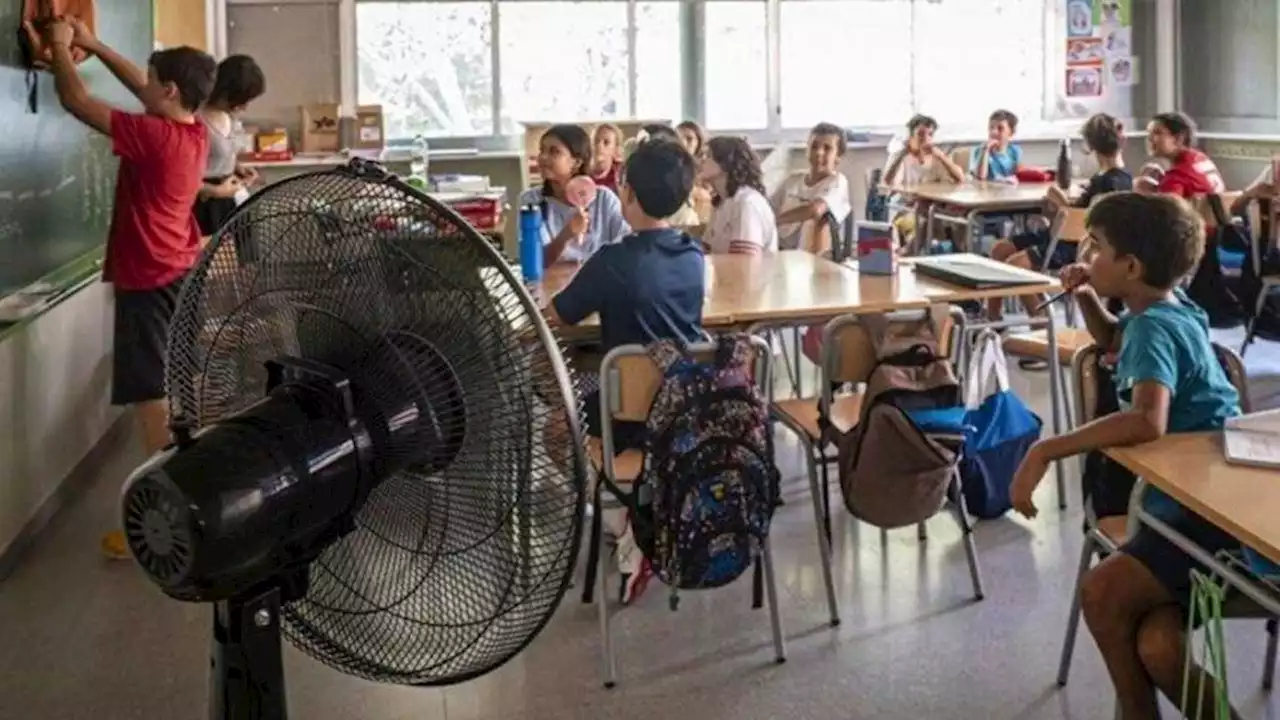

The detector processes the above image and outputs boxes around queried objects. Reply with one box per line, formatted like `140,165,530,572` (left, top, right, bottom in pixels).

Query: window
634,2,684,121
357,2,494,139
779,0,912,129
703,1,768,130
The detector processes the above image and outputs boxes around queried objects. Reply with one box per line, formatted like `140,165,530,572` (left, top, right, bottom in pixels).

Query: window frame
340,0,1082,149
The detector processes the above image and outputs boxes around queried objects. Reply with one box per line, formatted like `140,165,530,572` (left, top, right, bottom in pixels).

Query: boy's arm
73,22,150,103
548,253,607,326
883,149,909,186
1034,381,1169,463
1075,286,1120,349
46,33,112,135
972,145,990,180
932,148,966,182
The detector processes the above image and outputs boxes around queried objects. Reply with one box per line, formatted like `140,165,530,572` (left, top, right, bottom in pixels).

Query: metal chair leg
597,510,617,688
762,537,787,663
950,471,984,601
916,522,927,542
804,440,840,626
792,326,804,398
1264,617,1278,691
1057,535,1098,686
582,483,603,604
818,447,832,544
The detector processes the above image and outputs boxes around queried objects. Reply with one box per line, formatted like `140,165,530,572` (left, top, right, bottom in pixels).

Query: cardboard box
300,103,341,153
255,127,290,154
352,105,385,150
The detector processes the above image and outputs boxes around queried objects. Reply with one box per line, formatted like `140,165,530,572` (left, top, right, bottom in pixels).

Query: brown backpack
832,306,964,529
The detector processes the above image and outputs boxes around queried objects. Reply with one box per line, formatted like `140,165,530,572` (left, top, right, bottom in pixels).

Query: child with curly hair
700,136,778,255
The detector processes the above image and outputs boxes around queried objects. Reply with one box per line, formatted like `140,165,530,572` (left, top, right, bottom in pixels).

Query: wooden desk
536,251,1059,329
888,181,1060,211
1107,433,1280,566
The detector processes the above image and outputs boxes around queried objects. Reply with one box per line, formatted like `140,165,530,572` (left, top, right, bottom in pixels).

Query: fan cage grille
166,164,587,686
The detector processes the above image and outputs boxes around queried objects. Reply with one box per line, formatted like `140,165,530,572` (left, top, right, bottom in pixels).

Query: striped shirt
705,186,779,255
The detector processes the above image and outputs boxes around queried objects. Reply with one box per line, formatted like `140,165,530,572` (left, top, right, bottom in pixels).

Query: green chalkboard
0,0,152,296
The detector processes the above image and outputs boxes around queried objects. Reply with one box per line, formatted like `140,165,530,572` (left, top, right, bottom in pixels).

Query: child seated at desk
882,114,966,249
546,139,705,604
701,136,779,255
772,122,852,254
1009,192,1244,720
589,122,622,193
986,113,1133,320
519,124,630,265
970,109,1024,181
1137,112,1224,198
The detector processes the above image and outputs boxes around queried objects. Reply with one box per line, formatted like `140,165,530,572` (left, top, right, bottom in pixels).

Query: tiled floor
1,366,1279,719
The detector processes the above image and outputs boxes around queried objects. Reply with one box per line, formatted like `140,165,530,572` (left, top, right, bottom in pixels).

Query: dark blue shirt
552,228,705,352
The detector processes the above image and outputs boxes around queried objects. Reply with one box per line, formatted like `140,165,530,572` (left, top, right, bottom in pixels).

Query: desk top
887,181,1061,209
1107,433,1280,566
537,251,1059,329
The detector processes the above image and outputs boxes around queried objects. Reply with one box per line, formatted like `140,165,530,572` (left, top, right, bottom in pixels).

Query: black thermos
1056,139,1072,190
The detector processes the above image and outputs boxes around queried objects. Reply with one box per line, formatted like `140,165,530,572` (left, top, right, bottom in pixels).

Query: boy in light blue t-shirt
969,108,1024,181
1009,192,1242,718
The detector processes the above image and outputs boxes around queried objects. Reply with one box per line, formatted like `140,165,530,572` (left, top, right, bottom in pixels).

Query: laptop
913,255,1049,289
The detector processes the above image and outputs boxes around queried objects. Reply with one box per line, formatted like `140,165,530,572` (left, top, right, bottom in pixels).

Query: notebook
913,255,1048,289
1223,409,1280,469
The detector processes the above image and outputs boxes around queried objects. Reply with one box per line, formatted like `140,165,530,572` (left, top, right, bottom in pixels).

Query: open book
1223,409,1280,469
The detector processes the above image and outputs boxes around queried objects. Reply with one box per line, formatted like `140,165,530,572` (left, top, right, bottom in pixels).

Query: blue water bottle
519,205,544,282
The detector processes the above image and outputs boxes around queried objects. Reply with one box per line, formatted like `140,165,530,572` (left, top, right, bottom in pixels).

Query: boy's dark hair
988,109,1019,131
623,140,695,219
706,136,765,206
809,121,847,155
540,124,593,194
209,54,266,109
1081,112,1122,156
1151,111,1198,146
640,123,680,144
149,46,217,112
906,114,937,134
1087,192,1205,289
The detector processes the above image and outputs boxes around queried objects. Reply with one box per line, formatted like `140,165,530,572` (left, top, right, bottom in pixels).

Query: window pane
780,0,912,128
635,2,683,121
499,2,628,134
357,3,494,139
913,0,1045,129
704,1,767,130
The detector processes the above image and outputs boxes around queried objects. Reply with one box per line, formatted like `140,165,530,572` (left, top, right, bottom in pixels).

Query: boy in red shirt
1138,112,1225,197
40,18,216,558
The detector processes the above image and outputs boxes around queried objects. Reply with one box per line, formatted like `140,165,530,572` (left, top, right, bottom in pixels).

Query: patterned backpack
613,334,779,607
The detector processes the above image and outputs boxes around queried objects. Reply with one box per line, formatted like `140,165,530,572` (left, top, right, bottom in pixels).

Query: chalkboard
0,0,152,296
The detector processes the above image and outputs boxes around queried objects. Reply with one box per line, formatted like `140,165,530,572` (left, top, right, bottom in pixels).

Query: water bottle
410,134,430,183
1056,138,1072,190
519,205,544,282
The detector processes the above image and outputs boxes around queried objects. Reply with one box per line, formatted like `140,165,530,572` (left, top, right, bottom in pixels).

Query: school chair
1056,342,1279,690
1002,326,1094,436
1241,198,1280,356
761,307,973,626
584,336,785,688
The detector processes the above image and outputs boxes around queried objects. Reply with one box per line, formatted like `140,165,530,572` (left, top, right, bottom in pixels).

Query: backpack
18,0,96,112
1239,199,1280,342
865,168,889,222
1185,195,1249,328
617,334,779,605
831,306,964,529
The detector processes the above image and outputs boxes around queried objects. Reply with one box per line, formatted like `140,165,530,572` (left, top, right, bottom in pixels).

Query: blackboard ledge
0,249,105,342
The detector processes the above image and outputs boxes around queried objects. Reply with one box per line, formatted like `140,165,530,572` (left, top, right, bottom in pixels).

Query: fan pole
209,587,288,720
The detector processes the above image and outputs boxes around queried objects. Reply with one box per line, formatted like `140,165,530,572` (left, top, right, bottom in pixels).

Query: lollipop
565,175,598,209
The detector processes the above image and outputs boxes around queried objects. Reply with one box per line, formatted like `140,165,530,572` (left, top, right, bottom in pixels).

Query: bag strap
858,312,892,359
964,328,1010,410
646,338,686,374
925,304,949,345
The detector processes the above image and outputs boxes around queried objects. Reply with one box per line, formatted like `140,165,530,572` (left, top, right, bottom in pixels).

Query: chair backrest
950,147,971,174
1192,192,1243,226
600,336,771,423
1072,341,1252,428
820,307,962,392
1054,206,1089,242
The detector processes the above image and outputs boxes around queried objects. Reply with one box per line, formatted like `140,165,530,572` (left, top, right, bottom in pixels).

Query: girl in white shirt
700,136,779,255
772,122,852,253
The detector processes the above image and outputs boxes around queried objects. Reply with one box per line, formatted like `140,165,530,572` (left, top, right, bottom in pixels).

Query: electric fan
120,159,587,719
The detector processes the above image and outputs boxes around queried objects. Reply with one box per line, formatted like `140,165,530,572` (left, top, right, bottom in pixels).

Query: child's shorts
1011,229,1076,270
1121,508,1240,613
112,274,187,406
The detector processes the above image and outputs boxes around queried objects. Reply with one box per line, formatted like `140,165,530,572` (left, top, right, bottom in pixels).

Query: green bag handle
1181,570,1231,720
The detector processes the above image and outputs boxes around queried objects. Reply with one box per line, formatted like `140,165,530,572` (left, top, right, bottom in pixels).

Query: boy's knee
1135,612,1184,679
1078,564,1114,621
990,240,1016,260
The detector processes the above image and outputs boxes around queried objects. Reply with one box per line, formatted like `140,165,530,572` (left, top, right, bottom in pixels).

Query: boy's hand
67,17,98,51
1010,445,1049,519
209,176,244,199
44,19,74,48
985,138,1001,151
1059,262,1090,292
1247,182,1277,200
235,166,261,187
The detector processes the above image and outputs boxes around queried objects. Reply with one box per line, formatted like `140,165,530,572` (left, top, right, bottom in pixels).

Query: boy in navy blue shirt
1009,193,1242,718
547,138,704,603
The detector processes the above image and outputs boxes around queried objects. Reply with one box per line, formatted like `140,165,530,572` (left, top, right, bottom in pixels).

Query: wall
155,0,209,50
0,283,121,560
1179,0,1280,134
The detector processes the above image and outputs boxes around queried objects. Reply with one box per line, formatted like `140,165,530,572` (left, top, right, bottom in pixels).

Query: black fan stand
210,585,288,720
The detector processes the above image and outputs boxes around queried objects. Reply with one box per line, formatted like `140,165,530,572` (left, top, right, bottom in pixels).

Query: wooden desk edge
1106,435,1280,566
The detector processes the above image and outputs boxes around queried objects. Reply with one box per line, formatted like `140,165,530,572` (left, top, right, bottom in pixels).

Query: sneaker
619,557,653,606
101,530,131,560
